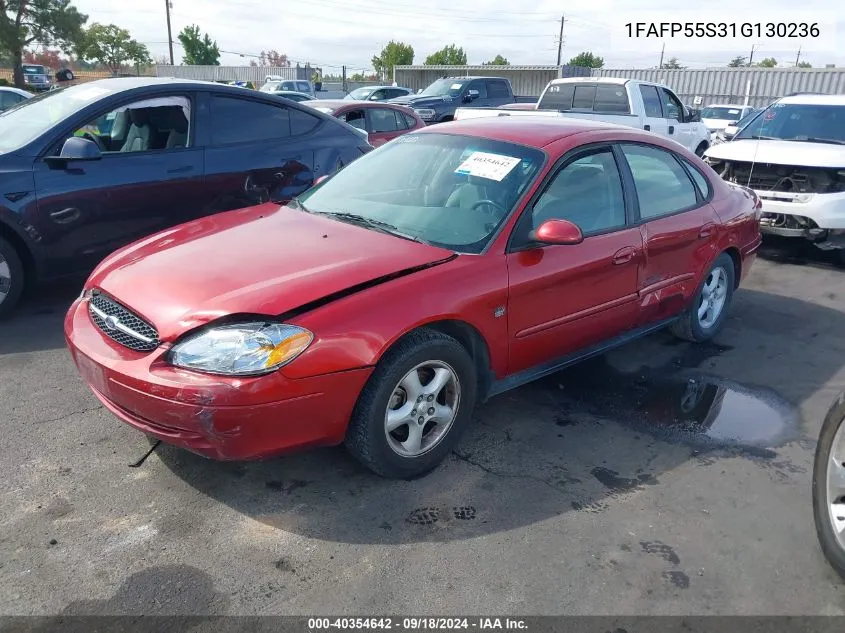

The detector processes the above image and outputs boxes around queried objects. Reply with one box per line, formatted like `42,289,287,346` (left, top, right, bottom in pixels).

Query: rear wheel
670,253,734,342
0,237,25,318
813,391,845,580
345,329,477,479
694,142,709,157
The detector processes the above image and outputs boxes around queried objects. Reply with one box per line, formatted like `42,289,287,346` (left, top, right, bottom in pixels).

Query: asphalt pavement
2,240,845,616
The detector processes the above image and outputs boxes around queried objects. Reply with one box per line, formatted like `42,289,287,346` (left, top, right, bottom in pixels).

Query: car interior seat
120,109,153,152
533,165,614,234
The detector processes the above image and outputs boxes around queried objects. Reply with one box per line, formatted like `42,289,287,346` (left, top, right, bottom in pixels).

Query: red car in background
65,118,762,479
306,99,425,147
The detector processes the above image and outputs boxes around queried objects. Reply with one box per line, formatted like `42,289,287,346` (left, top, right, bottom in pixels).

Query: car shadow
0,280,82,355
758,235,843,272
154,286,844,545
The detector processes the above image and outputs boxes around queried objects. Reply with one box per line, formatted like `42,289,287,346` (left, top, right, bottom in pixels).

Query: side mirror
464,89,480,102
532,219,583,245
369,95,380,101
45,137,102,169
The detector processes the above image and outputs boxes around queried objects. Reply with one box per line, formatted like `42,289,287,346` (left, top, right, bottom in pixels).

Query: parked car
388,76,536,124
260,76,313,96
703,93,845,263
0,86,32,112
65,117,761,479
813,390,845,580
0,77,372,316
455,77,713,156
716,108,762,143
345,85,413,101
306,100,424,147
272,91,316,103
700,103,757,139
21,64,52,92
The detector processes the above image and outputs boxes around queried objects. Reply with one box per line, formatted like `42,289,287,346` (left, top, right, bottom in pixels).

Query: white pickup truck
455,77,712,156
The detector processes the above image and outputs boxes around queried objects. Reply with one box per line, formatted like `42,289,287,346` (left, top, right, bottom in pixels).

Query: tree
796,61,812,68
484,54,509,65
424,44,467,65
372,41,413,80
661,56,685,69
756,57,777,68
177,25,220,65
23,48,69,69
79,23,151,75
249,50,290,67
568,51,604,68
0,0,87,88
727,55,747,67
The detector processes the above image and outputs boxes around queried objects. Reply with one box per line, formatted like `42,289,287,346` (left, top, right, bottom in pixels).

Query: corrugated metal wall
592,68,845,108
155,65,310,83
393,65,590,97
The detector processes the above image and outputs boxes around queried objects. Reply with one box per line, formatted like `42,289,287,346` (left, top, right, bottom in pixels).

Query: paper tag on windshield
450,83,463,90
455,151,521,181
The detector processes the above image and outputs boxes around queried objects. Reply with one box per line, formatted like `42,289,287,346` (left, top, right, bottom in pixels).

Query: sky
70,0,843,73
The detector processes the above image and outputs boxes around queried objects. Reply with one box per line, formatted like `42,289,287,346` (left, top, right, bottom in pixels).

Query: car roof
0,86,32,96
778,93,845,105
548,76,630,86
354,85,408,90
309,99,409,110
415,116,631,147
703,103,748,108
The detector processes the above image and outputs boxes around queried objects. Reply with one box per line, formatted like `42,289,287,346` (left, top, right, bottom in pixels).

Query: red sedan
65,118,762,479
307,99,425,147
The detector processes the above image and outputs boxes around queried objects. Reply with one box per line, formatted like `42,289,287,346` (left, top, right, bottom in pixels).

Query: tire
813,391,845,580
345,328,477,479
0,236,25,319
670,252,735,342
694,142,709,157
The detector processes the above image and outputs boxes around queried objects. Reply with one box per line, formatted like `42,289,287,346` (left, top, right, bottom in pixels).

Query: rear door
618,142,720,325
204,94,318,211
638,84,669,138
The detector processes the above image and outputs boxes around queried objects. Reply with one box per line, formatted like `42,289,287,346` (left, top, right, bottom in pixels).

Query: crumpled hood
388,95,451,108
704,139,845,168
87,203,455,341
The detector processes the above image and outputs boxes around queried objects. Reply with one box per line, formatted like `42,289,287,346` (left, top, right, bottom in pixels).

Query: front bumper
755,190,845,241
64,298,372,460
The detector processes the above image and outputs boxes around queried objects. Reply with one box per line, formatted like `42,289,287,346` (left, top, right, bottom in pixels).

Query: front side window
211,96,291,144
296,133,545,253
528,149,626,238
622,144,698,219
639,85,663,118
659,88,683,122
468,80,487,99
734,102,845,144
339,109,366,130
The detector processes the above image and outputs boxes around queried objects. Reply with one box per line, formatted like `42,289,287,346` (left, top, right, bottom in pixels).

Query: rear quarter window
538,83,575,110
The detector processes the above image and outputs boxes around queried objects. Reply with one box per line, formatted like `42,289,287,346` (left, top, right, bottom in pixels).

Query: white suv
703,94,845,263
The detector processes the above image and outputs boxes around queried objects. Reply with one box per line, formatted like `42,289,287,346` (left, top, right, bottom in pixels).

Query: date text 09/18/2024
307,618,528,630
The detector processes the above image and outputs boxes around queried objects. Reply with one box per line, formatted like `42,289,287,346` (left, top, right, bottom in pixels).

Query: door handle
612,246,636,265
643,124,651,131
699,223,716,238
167,166,193,174
49,207,81,224
668,125,675,134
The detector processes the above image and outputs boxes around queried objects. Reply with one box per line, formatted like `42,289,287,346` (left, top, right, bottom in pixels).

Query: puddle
543,358,800,451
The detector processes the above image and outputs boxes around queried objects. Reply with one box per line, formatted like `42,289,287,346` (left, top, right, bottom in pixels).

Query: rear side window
622,144,698,219
681,158,712,199
487,80,510,98
572,85,597,110
370,108,401,133
211,96,291,144
402,112,417,128
639,85,663,118
539,83,575,110
593,85,630,113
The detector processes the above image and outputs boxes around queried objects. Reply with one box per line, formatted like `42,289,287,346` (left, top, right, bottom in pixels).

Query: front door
31,94,206,277
658,87,693,151
638,84,669,139
506,145,643,374
618,142,720,324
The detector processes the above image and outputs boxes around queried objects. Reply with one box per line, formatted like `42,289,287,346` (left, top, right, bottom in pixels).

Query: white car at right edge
703,93,845,264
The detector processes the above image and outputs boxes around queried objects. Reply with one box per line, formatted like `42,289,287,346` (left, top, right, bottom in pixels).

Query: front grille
88,292,159,352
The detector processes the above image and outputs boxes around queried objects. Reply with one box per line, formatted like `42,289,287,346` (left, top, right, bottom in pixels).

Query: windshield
260,82,281,93
0,83,114,154
735,102,845,143
22,65,46,75
419,78,469,98
346,87,375,100
702,106,744,120
296,133,545,253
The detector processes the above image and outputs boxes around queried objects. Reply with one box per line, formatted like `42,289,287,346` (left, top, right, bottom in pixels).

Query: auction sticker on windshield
455,151,521,181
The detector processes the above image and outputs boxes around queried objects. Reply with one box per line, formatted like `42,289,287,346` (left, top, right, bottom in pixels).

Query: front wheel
813,392,845,580
345,329,477,479
695,142,709,157
670,252,735,342
0,236,25,319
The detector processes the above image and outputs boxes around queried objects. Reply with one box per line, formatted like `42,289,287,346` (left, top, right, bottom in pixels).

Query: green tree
177,25,220,65
727,55,747,67
0,0,87,88
79,23,151,75
484,54,509,65
661,56,685,69
796,61,812,68
756,57,777,68
424,44,467,65
372,41,414,80
568,51,604,68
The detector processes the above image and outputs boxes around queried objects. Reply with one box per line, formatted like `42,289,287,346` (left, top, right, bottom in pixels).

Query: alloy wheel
827,421,845,551
698,266,728,328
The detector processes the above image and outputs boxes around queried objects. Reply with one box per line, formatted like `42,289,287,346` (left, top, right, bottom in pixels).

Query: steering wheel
81,132,106,152
471,199,505,215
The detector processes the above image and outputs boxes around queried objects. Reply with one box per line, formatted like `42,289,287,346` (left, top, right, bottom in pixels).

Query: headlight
415,108,436,120
169,322,313,376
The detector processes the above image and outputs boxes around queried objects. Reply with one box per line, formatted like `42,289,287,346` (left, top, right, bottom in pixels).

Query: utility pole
748,44,757,67
556,15,564,65
795,47,802,66
658,42,665,68
165,0,174,65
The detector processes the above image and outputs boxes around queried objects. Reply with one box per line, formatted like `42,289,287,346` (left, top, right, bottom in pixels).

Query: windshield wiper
741,134,780,140
318,211,426,243
799,137,845,145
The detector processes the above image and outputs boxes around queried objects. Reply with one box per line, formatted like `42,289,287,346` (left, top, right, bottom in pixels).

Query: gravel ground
1,240,844,616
